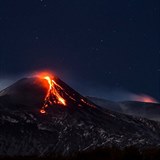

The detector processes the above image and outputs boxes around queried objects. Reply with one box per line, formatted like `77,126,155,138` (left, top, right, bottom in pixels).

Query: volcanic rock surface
0,76,160,156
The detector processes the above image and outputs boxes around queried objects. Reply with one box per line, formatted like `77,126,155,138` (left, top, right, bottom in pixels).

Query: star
104,71,112,76
35,36,39,40
112,30,117,33
128,66,132,70
100,39,104,43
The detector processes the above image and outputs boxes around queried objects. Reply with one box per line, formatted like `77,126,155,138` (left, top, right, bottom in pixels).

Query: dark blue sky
0,0,159,100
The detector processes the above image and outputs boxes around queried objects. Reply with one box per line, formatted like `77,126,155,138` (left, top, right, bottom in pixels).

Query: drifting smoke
131,94,158,103
0,78,17,91
0,71,36,91
79,86,159,103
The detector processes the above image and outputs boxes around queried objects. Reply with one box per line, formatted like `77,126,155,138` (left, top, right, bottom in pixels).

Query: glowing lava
40,109,46,114
40,75,66,113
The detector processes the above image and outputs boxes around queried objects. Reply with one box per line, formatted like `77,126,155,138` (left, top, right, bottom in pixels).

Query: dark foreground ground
1,147,160,160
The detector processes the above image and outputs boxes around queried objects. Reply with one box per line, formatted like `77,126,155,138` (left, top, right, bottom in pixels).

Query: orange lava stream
40,76,66,114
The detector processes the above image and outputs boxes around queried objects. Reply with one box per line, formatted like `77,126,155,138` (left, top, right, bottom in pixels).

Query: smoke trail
78,85,159,103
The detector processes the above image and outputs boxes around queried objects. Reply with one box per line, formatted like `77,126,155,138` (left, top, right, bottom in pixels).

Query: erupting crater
33,72,96,114
0,71,97,114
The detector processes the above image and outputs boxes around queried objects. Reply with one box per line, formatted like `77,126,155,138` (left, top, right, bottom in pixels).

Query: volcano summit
0,73,160,156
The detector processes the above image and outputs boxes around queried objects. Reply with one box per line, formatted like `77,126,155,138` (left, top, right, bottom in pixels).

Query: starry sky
0,0,159,100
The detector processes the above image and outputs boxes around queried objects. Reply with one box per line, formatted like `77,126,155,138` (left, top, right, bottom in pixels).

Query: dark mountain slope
88,96,160,121
0,76,160,156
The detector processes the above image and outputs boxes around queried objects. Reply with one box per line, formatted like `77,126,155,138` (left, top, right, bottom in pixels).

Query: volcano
0,74,160,156
0,75,96,113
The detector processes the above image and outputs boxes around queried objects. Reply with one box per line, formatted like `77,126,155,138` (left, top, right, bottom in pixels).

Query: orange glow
40,109,46,114
81,98,96,108
39,74,66,113
44,76,52,89
33,71,96,113
133,94,158,103
140,96,157,103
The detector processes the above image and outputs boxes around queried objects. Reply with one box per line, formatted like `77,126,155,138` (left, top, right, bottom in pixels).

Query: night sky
0,0,159,100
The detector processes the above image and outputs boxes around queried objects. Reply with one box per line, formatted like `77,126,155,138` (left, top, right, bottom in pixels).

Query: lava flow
40,75,66,114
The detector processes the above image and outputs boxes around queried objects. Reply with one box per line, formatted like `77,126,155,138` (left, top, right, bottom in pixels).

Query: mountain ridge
87,96,160,121
0,76,160,156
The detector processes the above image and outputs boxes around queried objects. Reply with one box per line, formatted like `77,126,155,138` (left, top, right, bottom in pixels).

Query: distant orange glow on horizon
132,94,158,103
